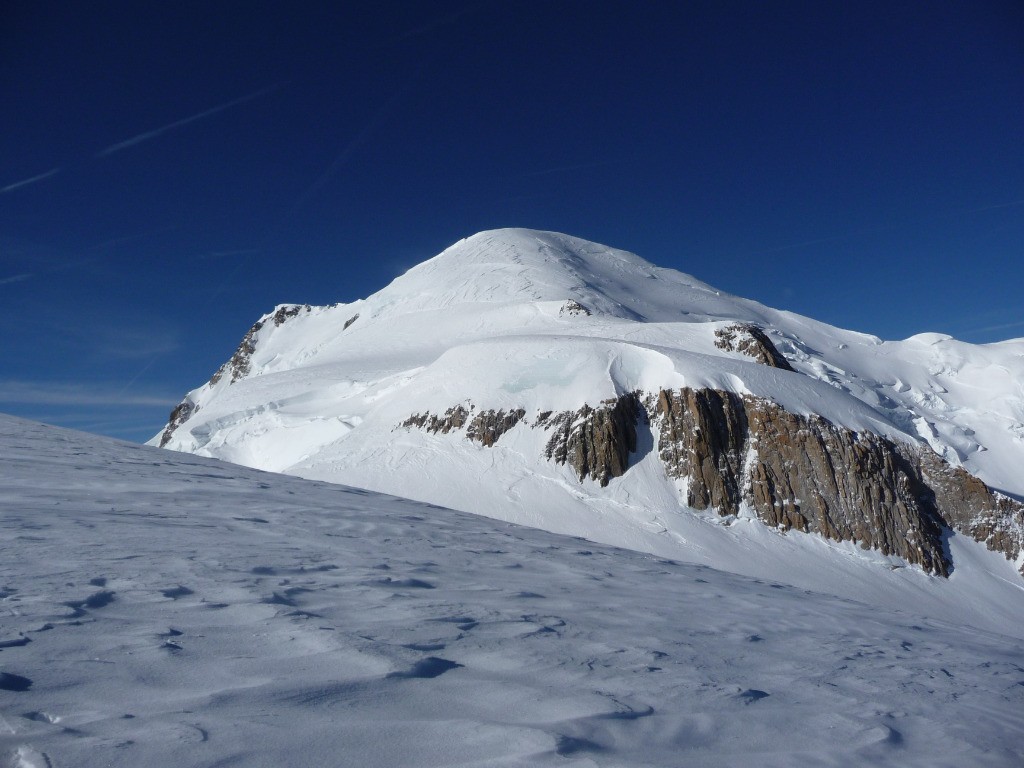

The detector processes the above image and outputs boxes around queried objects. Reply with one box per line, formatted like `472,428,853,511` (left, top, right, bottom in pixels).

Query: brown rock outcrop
538,394,644,486
158,399,196,448
918,451,1024,567
714,324,795,371
402,406,526,447
653,388,1024,576
559,300,591,317
740,397,947,575
210,304,312,386
656,388,747,512
402,405,470,435
466,408,526,447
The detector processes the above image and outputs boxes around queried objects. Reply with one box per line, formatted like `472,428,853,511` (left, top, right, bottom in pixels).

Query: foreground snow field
2,414,1023,767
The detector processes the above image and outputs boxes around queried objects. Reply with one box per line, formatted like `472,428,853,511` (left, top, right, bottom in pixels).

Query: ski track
2,415,1023,767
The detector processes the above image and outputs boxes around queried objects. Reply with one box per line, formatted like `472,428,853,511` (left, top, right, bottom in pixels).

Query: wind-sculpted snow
3,414,1024,767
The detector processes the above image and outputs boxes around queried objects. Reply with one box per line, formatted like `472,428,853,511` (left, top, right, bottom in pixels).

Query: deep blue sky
2,1,1022,442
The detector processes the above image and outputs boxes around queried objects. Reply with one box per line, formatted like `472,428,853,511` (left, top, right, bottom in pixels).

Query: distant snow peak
154,228,1024,584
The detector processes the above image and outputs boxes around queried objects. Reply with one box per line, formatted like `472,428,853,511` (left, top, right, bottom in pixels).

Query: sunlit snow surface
3,415,1024,767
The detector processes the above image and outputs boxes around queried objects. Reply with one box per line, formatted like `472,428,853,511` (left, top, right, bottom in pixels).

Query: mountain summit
154,229,1024,624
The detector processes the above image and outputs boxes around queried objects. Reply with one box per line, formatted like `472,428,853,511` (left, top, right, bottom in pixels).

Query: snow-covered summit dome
365,228,731,322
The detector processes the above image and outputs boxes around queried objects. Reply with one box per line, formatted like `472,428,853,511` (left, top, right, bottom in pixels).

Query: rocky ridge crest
210,304,312,387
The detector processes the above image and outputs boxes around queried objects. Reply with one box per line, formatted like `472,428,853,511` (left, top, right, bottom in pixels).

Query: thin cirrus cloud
52,319,182,362
0,273,33,286
90,326,182,361
96,84,280,157
0,168,61,194
0,379,178,407
965,319,1024,335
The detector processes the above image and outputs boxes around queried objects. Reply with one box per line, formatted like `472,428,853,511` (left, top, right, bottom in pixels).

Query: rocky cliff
158,399,196,448
210,304,312,386
537,395,644,486
157,304,314,447
654,389,950,574
402,388,1024,576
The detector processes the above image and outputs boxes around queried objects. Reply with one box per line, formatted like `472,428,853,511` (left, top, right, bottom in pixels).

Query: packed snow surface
3,415,1024,767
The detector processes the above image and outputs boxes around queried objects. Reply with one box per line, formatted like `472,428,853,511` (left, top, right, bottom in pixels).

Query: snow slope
3,414,1024,767
154,229,1024,626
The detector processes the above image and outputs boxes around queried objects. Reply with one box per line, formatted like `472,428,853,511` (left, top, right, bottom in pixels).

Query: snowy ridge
154,229,1024,594
3,414,1024,766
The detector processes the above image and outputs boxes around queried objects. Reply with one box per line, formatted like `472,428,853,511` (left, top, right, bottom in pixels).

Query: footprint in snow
0,672,33,692
161,586,194,600
555,735,603,756
386,657,463,680
430,616,477,631
735,689,770,704
22,712,60,724
402,642,446,652
158,628,184,651
64,590,115,616
366,577,435,589
262,588,312,607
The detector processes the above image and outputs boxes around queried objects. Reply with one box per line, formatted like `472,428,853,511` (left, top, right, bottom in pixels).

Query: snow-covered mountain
3,414,1024,767
154,228,1024,613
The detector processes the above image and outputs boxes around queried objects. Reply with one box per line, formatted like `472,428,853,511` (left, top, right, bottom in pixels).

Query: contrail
522,159,629,177
389,5,474,43
0,379,177,407
0,273,32,286
288,72,424,214
965,318,1024,335
116,356,162,398
0,167,60,194
742,232,857,257
965,198,1024,213
97,84,280,157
